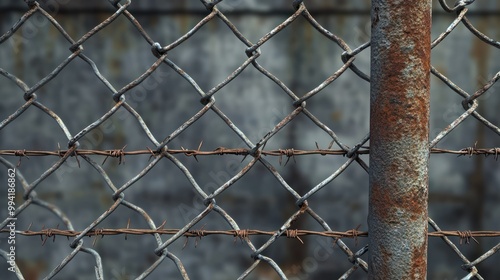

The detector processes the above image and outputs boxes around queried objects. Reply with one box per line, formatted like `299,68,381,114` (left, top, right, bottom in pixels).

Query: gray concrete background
0,1,499,279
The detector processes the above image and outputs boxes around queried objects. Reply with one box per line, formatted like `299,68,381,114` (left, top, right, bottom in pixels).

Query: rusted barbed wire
4,227,500,240
1,146,500,161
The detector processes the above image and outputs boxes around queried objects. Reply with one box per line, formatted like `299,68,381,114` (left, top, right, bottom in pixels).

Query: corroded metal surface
369,0,431,279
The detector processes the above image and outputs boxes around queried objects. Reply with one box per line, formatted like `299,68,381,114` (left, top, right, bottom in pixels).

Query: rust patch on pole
369,0,431,279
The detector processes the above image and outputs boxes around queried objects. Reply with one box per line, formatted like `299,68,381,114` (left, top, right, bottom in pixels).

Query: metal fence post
369,0,431,279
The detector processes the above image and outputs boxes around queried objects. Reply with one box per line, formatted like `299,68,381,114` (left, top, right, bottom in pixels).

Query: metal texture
368,0,431,279
0,0,499,279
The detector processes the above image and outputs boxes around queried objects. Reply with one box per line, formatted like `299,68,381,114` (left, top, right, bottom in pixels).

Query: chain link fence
0,0,499,279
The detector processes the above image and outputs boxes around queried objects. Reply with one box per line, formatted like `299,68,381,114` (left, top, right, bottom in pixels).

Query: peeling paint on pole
369,0,431,279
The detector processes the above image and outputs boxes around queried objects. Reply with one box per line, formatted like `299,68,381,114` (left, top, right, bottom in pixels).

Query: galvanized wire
0,0,498,279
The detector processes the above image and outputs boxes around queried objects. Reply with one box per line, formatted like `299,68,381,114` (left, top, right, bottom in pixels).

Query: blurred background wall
0,0,499,279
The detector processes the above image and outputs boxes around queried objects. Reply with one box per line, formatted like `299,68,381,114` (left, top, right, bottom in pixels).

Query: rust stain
371,1,431,143
410,233,428,278
378,245,392,278
370,181,395,223
371,160,428,223
370,181,426,223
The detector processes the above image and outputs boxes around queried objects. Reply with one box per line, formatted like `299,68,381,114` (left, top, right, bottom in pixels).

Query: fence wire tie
292,0,304,11
461,265,479,276
299,201,309,213
102,145,127,165
202,0,223,11
286,229,304,244
151,42,166,58
349,245,369,264
457,230,479,245
24,0,36,8
454,0,476,10
14,149,29,167
354,245,369,258
438,0,475,12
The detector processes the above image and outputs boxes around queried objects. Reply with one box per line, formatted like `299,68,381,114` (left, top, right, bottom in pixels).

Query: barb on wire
102,145,127,165
286,229,304,244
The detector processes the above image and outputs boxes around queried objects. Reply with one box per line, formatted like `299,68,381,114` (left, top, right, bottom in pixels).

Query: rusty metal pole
368,0,431,279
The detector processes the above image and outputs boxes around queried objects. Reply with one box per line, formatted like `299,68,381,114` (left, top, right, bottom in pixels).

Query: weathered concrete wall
0,1,499,279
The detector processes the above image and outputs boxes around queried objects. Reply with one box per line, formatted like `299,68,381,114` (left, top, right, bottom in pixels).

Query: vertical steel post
369,0,431,279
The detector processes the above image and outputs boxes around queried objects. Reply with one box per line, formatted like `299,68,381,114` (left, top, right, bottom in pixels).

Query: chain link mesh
0,0,499,279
